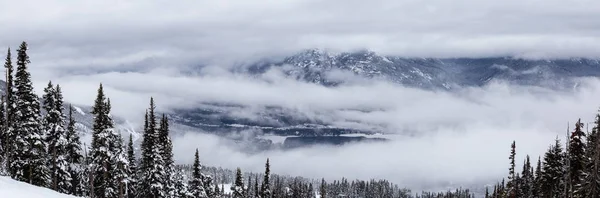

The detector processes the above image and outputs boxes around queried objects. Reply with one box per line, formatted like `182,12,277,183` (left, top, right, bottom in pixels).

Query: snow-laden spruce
10,42,49,187
43,82,72,193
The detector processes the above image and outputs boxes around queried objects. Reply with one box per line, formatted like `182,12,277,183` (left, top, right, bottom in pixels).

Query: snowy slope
0,176,78,198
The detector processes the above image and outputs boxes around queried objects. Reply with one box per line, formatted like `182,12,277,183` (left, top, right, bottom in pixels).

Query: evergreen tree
89,84,120,198
126,134,137,198
582,113,600,197
2,47,16,169
65,105,84,196
0,96,6,171
533,156,542,197
231,167,244,198
568,119,586,197
112,133,129,198
254,176,260,198
506,140,517,197
159,114,176,197
520,155,534,198
189,149,207,198
541,137,565,198
43,82,72,193
10,41,49,187
320,178,327,198
175,169,193,198
261,158,271,198
138,98,166,198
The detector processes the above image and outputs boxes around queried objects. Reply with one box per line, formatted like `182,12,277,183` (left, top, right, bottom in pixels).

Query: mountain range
168,49,600,136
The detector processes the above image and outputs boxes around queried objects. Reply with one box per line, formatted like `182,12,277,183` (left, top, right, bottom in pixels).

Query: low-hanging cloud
30,63,600,191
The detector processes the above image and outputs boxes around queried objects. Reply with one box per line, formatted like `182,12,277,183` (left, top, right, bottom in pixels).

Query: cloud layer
46,65,600,191
1,0,600,72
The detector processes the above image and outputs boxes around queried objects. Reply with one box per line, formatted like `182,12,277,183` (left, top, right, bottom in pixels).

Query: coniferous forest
6,41,598,198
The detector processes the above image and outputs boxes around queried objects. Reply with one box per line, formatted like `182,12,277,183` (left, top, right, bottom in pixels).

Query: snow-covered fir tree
320,178,327,198
189,149,207,198
569,119,586,197
10,42,49,187
112,132,130,198
261,158,271,198
231,167,245,198
138,98,166,198
0,96,6,172
126,134,137,198
65,105,84,196
506,141,517,197
582,113,600,197
89,84,121,198
43,82,72,193
541,138,565,197
2,47,16,170
175,169,193,198
520,155,534,198
159,114,176,197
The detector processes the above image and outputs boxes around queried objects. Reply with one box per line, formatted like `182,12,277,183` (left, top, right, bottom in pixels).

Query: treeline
0,42,475,198
489,115,600,198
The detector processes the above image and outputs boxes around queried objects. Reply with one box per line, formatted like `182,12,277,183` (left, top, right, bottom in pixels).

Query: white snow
0,176,79,198
72,106,85,115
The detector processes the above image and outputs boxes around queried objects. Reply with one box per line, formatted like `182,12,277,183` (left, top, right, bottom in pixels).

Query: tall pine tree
261,158,271,198
65,105,84,196
126,134,137,198
2,47,16,170
506,141,517,197
231,167,245,198
89,84,121,198
189,148,207,198
0,96,6,172
568,119,586,197
541,137,565,198
159,114,176,197
43,81,71,193
138,98,166,198
582,113,600,197
10,41,49,187
520,155,534,198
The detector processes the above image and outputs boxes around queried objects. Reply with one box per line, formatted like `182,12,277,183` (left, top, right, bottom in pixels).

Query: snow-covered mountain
169,49,600,137
244,49,600,89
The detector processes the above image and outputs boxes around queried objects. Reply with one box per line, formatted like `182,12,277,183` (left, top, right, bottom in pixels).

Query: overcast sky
1,0,600,71
1,0,600,191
